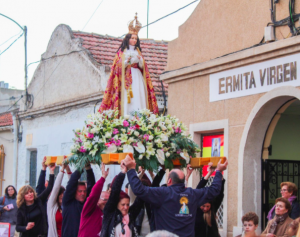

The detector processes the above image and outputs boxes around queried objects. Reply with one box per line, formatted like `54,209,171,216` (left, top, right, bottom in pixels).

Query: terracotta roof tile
0,113,13,127
73,32,168,95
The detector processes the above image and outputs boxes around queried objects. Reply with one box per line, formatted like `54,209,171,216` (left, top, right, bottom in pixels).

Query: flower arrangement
68,109,200,171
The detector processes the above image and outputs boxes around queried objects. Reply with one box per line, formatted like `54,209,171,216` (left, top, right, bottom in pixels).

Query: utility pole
147,0,149,38
0,13,28,110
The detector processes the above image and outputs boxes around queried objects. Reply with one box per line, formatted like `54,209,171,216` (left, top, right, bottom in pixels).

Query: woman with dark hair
0,185,18,237
47,161,72,237
261,197,293,237
16,165,55,237
100,162,144,237
99,13,158,117
192,163,225,237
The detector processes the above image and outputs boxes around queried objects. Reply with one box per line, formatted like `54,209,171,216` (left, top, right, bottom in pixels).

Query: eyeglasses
100,198,108,201
280,189,288,192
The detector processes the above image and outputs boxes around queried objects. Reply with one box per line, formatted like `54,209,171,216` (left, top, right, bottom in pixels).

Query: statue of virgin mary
99,14,159,116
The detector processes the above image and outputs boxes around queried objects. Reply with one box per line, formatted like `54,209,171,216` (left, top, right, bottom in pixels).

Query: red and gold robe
98,49,159,116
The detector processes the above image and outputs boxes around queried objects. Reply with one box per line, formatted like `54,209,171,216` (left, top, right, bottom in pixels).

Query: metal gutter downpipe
12,113,18,187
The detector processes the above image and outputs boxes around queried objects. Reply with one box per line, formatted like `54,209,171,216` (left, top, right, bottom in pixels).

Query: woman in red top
47,161,72,237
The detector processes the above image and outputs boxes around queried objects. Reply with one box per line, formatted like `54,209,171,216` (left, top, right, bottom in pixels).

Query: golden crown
128,13,142,35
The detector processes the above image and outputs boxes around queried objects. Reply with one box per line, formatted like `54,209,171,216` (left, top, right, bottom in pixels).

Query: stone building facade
162,1,300,236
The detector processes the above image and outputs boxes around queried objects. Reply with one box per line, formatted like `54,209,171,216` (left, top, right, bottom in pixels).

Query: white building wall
17,105,121,191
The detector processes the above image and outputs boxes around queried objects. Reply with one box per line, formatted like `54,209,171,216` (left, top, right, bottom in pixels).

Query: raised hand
49,165,56,174
216,159,228,172
42,156,47,171
120,161,128,174
185,164,194,181
101,163,109,178
123,155,136,170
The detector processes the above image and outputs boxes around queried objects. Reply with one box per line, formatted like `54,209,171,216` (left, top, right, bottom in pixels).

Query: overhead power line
28,0,199,68
0,30,23,47
82,0,105,31
0,32,24,56
141,0,199,29
27,0,199,103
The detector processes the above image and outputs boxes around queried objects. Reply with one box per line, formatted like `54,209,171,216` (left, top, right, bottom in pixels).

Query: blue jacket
0,194,17,224
127,169,223,237
62,169,95,237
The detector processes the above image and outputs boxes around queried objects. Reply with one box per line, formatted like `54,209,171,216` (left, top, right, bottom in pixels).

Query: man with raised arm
121,156,228,237
61,163,95,237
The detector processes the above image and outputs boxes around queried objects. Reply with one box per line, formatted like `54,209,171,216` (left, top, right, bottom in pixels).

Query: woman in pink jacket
78,163,109,237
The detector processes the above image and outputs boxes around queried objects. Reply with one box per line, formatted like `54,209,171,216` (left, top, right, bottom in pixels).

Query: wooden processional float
45,153,226,168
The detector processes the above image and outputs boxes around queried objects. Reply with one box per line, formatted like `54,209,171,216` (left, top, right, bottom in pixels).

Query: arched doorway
237,86,300,231
262,98,300,227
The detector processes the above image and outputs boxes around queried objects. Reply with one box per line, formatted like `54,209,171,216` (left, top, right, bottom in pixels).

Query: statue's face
129,34,138,46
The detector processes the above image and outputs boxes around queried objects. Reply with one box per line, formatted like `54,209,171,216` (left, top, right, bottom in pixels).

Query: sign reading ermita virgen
209,53,299,102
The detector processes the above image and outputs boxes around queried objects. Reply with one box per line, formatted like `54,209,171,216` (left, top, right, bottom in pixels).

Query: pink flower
132,142,138,147
105,142,112,147
130,126,136,130
77,139,82,143
123,120,129,127
113,128,119,134
79,146,86,153
115,140,121,146
87,133,94,139
143,134,149,141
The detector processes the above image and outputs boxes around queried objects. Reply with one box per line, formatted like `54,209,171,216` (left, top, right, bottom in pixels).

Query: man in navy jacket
122,156,228,237
62,164,95,237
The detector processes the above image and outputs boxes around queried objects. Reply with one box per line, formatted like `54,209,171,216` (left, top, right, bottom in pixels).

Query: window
201,134,224,229
29,151,37,190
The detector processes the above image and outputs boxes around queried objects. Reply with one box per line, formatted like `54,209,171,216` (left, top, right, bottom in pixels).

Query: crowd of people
0,155,300,237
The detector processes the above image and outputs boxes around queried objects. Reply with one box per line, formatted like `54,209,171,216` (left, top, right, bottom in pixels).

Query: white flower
120,134,128,143
149,135,154,141
180,150,190,163
92,136,100,145
123,144,134,153
121,129,126,134
166,152,170,157
83,141,92,150
156,149,165,165
140,109,151,116
124,115,130,120
139,154,144,160
160,134,168,142
134,142,146,153
103,143,117,154
154,139,161,144
128,137,135,143
105,132,111,138
75,128,81,132
134,131,139,137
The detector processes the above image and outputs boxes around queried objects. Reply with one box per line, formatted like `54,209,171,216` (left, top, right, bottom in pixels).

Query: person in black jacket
100,162,144,237
16,165,55,237
36,156,49,196
193,163,225,237
133,168,166,236
61,163,95,237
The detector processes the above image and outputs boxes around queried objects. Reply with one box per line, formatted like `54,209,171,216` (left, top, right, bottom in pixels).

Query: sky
0,0,199,90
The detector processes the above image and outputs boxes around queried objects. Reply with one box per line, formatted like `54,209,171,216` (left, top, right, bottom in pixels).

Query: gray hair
146,230,179,237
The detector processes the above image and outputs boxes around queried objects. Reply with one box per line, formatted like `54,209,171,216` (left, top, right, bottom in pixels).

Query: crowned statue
99,14,159,117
